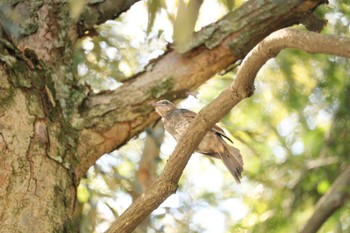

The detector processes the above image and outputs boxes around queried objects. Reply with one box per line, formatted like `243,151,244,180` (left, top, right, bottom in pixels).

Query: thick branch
300,164,350,233
76,0,326,180
105,29,350,233
3,0,140,62
78,0,141,35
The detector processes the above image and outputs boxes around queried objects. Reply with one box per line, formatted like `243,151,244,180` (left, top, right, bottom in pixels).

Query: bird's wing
212,125,234,144
178,109,197,118
179,109,233,143
217,142,243,184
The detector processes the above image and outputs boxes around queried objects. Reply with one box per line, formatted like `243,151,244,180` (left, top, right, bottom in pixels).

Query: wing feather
179,109,233,143
217,141,243,184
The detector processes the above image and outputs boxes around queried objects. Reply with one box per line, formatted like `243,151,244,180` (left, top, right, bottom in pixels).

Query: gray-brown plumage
152,100,243,184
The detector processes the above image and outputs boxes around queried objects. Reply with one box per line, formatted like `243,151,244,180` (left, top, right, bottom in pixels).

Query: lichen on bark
0,52,78,231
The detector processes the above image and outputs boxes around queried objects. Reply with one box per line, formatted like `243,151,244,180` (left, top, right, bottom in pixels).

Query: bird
152,99,243,184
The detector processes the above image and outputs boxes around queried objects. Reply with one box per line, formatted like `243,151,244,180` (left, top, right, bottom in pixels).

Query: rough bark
0,0,329,232
74,0,327,181
0,56,77,231
105,28,350,233
1,0,140,61
1,1,82,231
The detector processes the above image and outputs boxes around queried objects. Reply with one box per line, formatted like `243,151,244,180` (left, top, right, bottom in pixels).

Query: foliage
75,0,350,232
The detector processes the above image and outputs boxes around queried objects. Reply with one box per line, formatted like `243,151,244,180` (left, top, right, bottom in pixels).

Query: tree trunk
0,0,327,231
0,63,76,231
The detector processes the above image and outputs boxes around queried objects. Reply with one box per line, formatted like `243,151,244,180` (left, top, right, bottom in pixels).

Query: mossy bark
0,60,77,232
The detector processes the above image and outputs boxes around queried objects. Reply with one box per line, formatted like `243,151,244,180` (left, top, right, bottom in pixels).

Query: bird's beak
151,102,158,107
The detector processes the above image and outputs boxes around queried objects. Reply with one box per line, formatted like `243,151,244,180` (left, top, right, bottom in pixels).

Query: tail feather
218,144,243,184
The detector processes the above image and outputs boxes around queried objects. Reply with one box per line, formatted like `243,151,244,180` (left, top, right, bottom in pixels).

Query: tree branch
75,0,326,181
136,123,164,190
104,29,350,233
300,164,350,233
78,0,141,35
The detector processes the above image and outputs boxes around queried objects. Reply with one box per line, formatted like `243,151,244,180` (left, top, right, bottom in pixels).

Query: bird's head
151,99,177,117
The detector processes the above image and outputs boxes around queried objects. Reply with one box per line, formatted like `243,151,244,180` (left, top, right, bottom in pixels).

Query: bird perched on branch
152,100,243,183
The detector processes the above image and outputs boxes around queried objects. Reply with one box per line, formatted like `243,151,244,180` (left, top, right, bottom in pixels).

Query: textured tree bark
74,0,327,181
1,1,81,230
0,63,77,231
0,0,328,232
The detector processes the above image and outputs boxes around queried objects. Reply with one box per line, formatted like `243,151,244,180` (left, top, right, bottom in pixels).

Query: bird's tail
218,143,243,184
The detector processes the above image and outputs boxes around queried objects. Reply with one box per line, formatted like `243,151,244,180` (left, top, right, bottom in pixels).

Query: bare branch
104,29,350,233
306,157,339,170
300,164,350,233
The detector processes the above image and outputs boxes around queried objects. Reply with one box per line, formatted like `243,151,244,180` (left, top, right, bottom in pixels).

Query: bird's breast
163,115,191,142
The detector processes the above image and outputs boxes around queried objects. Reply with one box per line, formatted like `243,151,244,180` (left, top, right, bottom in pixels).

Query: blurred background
71,0,350,232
